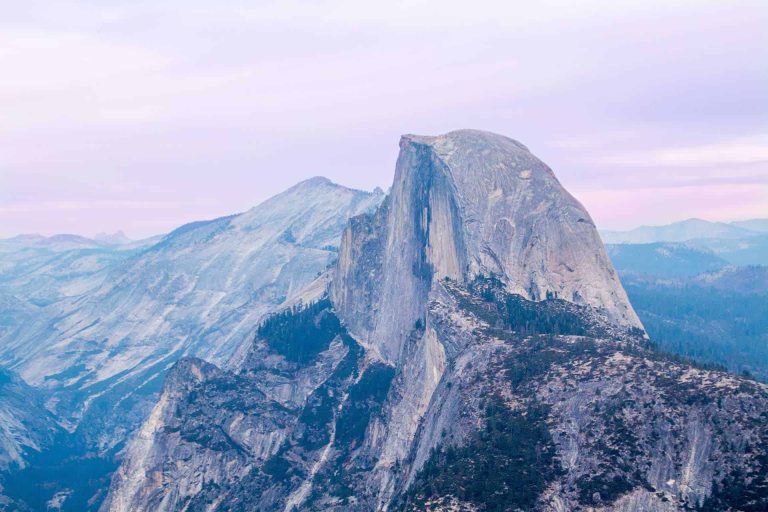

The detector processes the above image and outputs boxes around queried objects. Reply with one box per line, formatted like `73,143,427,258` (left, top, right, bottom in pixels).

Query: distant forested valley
608,242,768,382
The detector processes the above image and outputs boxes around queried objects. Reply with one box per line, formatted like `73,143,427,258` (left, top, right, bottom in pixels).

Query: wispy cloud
587,136,768,167
552,131,639,150
574,182,768,230
0,199,211,214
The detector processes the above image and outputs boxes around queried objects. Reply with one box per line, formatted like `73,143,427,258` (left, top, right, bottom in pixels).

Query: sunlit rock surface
333,130,641,363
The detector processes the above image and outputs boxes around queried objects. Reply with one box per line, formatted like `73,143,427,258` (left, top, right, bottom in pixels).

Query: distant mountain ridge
0,178,384,510
1,233,115,251
604,229,768,381
600,217,767,244
0,233,161,309
0,231,159,251
1,177,383,431
730,218,768,233
602,218,768,266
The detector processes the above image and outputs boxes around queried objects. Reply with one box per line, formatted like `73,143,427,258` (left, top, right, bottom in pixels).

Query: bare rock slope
0,179,383,512
0,178,382,447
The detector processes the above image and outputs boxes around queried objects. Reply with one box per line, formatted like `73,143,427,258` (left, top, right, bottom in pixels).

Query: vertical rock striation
333,130,641,364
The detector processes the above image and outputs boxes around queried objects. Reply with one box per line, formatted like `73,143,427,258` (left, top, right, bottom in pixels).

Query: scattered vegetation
451,275,603,337
335,363,396,446
701,428,768,512
400,399,561,511
256,298,342,363
303,362,397,504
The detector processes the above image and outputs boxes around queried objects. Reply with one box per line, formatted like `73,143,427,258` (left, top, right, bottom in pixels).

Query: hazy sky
1,0,766,238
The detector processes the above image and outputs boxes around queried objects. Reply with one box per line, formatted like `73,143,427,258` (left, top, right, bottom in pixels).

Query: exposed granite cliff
333,130,641,363
102,131,767,512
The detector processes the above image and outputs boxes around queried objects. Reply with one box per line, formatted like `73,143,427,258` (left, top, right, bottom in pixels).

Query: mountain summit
334,129,641,361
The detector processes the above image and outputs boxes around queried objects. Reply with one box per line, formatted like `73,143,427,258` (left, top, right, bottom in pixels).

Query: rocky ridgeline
103,131,768,512
0,179,383,510
0,178,382,451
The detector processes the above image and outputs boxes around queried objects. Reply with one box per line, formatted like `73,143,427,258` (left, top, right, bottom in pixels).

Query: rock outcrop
102,131,767,512
333,130,641,363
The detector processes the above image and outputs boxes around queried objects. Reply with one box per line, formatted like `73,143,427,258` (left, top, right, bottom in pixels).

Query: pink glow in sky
1,1,766,238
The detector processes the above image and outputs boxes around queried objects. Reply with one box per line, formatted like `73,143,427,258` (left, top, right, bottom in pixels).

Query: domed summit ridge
333,129,642,361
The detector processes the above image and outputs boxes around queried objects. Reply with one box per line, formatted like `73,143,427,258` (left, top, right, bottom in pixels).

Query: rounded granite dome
399,129,639,328
334,130,642,362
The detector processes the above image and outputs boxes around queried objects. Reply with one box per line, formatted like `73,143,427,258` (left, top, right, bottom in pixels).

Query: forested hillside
619,267,768,381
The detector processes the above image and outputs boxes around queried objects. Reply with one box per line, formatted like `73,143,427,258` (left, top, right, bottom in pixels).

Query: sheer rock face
333,130,641,363
102,297,359,512
102,356,316,512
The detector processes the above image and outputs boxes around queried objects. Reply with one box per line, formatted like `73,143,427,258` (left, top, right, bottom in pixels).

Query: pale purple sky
1,0,766,238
